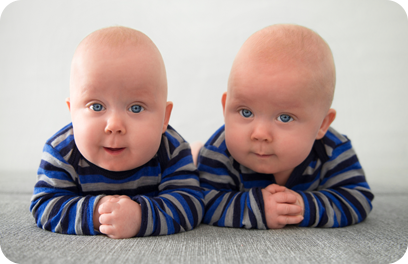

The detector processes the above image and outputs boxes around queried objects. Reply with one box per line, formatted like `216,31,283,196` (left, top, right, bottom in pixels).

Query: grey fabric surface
0,171,407,264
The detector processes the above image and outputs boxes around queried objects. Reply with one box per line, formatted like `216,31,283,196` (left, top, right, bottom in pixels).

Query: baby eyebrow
229,96,252,107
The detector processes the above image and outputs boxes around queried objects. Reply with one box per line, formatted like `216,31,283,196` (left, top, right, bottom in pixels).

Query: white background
0,0,407,185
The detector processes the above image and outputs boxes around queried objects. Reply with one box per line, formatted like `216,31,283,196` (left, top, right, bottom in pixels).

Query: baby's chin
87,158,140,172
239,161,276,175
251,166,276,175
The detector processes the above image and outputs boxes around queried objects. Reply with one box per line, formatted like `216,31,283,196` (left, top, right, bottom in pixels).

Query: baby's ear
316,108,336,139
162,101,173,133
221,92,227,117
65,98,71,111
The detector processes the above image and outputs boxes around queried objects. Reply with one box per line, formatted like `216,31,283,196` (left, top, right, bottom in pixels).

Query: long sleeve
197,126,374,229
295,128,374,227
132,128,204,236
197,133,267,229
30,137,103,235
30,124,204,237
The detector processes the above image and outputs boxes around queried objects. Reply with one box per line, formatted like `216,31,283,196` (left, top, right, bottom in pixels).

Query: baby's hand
93,195,119,231
97,195,142,239
261,184,303,229
285,188,305,217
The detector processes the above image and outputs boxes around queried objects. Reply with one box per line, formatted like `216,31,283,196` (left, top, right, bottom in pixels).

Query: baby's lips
103,147,126,155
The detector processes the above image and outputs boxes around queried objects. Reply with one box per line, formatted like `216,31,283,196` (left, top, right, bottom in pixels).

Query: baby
30,26,204,238
194,24,374,229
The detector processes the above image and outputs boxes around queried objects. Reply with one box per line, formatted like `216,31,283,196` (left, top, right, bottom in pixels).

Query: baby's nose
105,114,126,134
251,123,272,142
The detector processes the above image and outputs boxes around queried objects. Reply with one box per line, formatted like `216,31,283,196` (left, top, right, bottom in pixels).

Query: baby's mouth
254,153,273,158
103,147,125,155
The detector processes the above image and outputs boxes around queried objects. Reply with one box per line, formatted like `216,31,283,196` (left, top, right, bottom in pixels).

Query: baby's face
67,43,171,171
223,60,330,178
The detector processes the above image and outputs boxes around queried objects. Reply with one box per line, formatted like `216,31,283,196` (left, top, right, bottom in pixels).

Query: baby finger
277,203,302,215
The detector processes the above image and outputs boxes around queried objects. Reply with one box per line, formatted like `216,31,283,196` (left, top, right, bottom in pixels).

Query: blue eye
90,103,104,112
129,104,144,113
240,109,253,118
278,114,293,123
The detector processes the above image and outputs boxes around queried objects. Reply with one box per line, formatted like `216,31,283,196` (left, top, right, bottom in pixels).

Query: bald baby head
229,24,336,111
70,26,167,99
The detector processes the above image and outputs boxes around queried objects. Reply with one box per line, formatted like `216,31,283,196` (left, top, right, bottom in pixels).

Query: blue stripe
291,171,321,191
298,192,310,227
325,129,345,145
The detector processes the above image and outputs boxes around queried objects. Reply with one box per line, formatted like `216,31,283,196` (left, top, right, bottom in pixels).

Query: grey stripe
37,174,77,189
209,193,231,225
74,198,84,235
324,145,334,157
40,196,63,229
157,207,169,235
175,162,196,173
320,168,365,190
171,142,191,159
248,189,266,229
306,193,320,228
307,179,320,192
314,192,334,227
302,160,322,191
159,178,199,191
166,128,184,145
50,129,73,148
321,148,356,178
161,197,174,219
324,189,359,225
201,148,240,185
239,165,255,174
343,187,372,216
200,171,236,187
160,194,192,230
333,202,342,225
78,159,90,168
30,193,46,214
63,149,73,162
92,195,105,232
241,201,252,229
184,192,203,223
55,197,81,233
162,136,171,159
42,152,78,182
141,197,154,236
213,130,226,148
302,159,322,177
328,127,348,144
81,176,159,193
203,189,219,205
224,194,239,227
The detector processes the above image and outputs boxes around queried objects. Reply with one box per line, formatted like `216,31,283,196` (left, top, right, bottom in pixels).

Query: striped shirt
197,125,374,228
30,123,204,236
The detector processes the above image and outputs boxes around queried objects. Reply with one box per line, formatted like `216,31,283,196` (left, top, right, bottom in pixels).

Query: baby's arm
95,196,142,239
198,145,268,229
128,137,204,237
297,135,374,227
30,143,104,235
261,184,303,229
